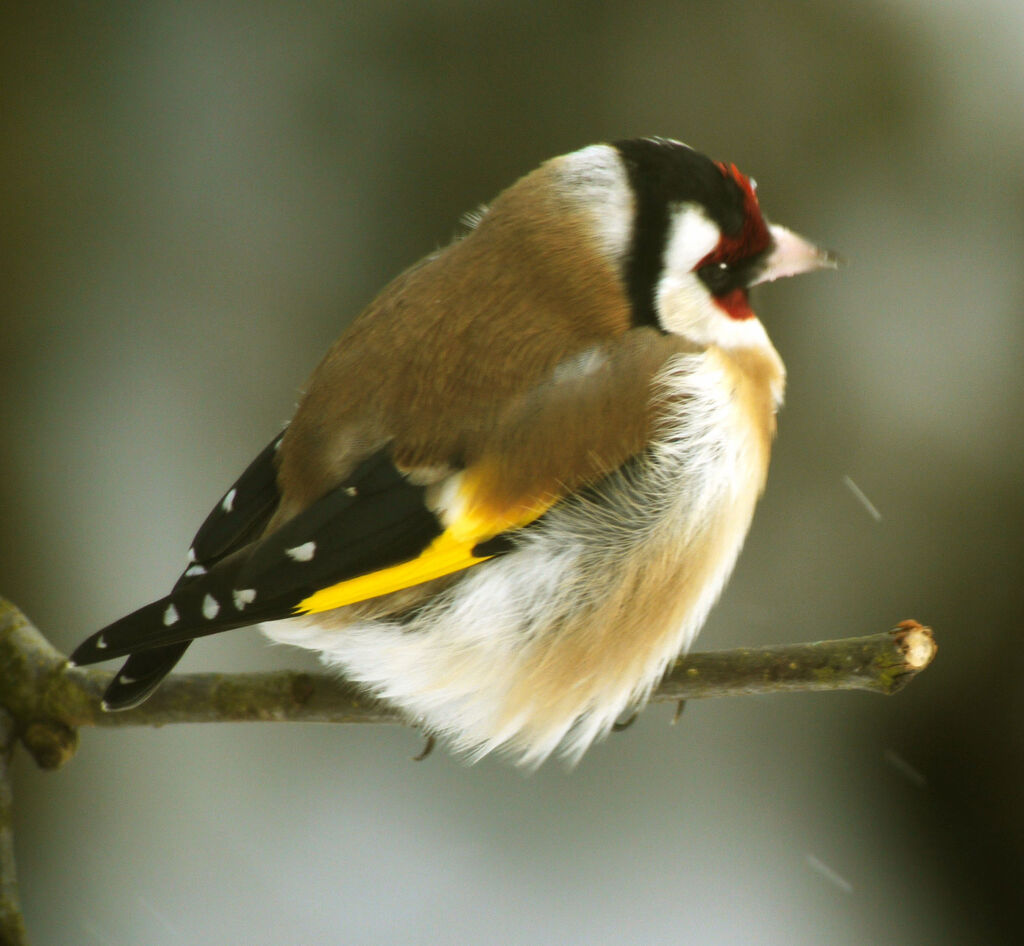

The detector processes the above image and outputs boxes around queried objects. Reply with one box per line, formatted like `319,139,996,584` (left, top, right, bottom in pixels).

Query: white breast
265,344,781,765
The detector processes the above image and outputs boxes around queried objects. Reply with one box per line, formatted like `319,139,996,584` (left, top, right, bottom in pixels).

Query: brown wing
293,329,699,614
457,328,700,525
273,161,637,519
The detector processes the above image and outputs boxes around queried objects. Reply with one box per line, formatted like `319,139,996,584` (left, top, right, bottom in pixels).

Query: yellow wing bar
296,530,490,614
295,483,557,615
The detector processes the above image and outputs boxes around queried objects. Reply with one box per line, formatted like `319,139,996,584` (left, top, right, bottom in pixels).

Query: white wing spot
186,546,197,564
344,486,358,497
286,541,317,562
185,564,207,578
233,588,257,611
202,594,220,620
96,633,108,649
118,673,138,685
163,604,179,626
221,488,236,513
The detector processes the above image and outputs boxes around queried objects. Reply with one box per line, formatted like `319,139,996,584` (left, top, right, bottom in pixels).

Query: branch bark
0,595,936,944
1,596,935,765
1,709,27,946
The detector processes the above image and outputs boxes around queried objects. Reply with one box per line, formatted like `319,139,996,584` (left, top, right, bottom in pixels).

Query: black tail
97,642,192,710
72,430,288,709
71,445,454,710
70,555,297,667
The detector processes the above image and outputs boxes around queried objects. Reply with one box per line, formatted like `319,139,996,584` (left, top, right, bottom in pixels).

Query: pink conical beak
752,224,841,285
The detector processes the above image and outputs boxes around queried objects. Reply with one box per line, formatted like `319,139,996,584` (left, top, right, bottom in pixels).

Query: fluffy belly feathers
265,347,778,765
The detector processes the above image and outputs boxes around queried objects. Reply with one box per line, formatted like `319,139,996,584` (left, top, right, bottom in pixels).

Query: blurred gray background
3,1,1022,943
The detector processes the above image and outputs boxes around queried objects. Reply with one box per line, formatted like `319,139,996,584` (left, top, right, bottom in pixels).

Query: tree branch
1,596,935,768
1,708,28,946
0,595,937,942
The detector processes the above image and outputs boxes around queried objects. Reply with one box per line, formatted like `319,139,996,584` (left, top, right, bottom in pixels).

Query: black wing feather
83,430,286,708
71,448,446,682
94,641,193,710
237,449,441,599
187,430,286,564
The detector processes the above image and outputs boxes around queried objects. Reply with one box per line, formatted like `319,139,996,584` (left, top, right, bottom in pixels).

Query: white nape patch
554,144,633,265
286,541,316,562
163,604,179,626
233,588,257,611
221,488,236,513
96,633,108,649
184,564,207,578
202,594,220,620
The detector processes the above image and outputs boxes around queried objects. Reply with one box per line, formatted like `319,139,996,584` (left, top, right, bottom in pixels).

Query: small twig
655,619,934,701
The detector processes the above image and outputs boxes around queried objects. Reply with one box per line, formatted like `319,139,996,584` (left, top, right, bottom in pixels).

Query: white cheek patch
656,271,717,338
659,269,776,351
656,204,777,349
662,203,720,276
654,205,720,337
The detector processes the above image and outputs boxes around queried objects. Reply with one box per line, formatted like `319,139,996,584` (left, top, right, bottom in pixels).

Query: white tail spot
163,604,180,626
286,541,316,562
96,633,108,649
202,594,220,620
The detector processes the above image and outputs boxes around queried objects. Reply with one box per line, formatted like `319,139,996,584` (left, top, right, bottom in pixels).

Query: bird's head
549,137,838,347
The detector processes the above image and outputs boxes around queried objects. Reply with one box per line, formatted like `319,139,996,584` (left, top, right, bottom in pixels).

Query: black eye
697,260,736,296
697,254,768,296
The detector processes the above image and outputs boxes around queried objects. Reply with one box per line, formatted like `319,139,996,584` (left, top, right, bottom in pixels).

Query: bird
71,137,837,765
